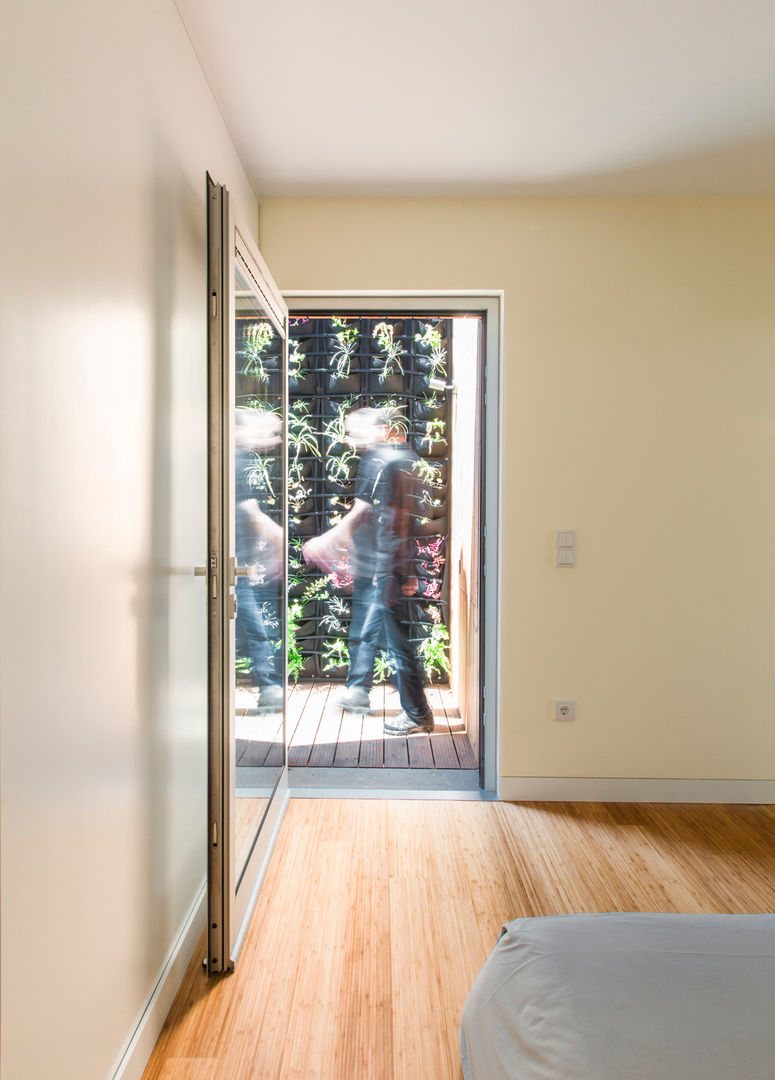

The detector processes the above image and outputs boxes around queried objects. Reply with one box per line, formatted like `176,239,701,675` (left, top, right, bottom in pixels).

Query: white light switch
555,530,576,567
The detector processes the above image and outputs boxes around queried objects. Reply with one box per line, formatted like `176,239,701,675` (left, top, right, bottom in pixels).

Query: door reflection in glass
233,262,285,882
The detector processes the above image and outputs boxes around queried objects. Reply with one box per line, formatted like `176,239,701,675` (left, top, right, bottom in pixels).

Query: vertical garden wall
236,313,453,686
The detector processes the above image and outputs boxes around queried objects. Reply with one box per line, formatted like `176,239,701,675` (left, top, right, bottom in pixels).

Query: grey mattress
460,912,775,1080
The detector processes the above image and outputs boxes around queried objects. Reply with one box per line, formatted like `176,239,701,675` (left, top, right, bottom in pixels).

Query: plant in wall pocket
288,578,329,681
421,417,447,454
372,321,406,382
373,650,396,684
329,317,360,382
240,321,276,381
414,322,447,380
418,607,451,682
322,637,350,673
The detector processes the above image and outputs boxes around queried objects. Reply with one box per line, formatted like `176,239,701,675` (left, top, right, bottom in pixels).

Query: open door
206,176,289,973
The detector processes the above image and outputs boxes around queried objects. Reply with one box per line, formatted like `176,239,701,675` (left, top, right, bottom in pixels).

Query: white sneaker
336,685,371,712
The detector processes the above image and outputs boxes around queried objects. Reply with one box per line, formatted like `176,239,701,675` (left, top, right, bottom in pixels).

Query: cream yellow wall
260,197,775,782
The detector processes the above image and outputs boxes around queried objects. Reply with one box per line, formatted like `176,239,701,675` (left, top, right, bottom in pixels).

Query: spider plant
320,595,350,635
289,400,320,459
240,321,275,380
414,323,447,380
372,321,405,381
324,399,359,483
374,398,409,438
289,339,305,378
245,453,276,504
329,318,359,381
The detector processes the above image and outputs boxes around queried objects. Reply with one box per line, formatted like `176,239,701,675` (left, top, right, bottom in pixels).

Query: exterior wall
259,196,775,784
0,2,257,1078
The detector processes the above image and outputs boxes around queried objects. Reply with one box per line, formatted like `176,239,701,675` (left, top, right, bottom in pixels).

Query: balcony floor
235,680,477,771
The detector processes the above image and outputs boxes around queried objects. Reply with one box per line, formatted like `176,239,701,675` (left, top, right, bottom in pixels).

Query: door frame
283,291,502,795
206,176,291,973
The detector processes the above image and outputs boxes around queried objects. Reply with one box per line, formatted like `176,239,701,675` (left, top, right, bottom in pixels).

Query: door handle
194,567,207,577
235,565,256,577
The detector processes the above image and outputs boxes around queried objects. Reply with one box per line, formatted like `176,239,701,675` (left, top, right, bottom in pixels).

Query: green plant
418,618,451,681
330,318,359,381
245,453,276,504
235,655,253,676
320,595,350,634
289,339,306,378
240,321,275,380
413,458,443,487
289,401,320,458
373,650,396,684
414,323,447,380
372,321,405,381
322,638,349,671
422,417,446,451
324,399,359,483
374,397,409,437
287,578,329,681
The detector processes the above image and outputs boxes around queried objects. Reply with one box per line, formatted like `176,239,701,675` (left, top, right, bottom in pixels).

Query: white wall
259,196,775,786
0,2,257,1077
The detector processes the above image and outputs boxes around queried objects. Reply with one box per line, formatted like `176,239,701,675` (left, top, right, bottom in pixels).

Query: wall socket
554,700,575,721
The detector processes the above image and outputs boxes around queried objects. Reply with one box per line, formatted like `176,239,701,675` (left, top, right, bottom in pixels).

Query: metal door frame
283,291,502,796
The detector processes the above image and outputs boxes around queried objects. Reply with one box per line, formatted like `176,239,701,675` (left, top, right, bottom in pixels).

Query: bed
460,912,775,1080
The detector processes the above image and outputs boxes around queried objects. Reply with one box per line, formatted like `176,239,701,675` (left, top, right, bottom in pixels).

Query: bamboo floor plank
157,1059,220,1080
143,800,775,1080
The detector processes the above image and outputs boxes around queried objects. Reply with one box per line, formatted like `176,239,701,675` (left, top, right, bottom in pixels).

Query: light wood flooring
236,681,477,771
142,799,775,1080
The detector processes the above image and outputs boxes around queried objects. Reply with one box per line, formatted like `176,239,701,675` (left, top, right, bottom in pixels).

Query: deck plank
359,709,384,768
407,732,434,768
439,684,479,769
287,682,321,767
426,687,460,768
307,684,342,767
334,709,364,767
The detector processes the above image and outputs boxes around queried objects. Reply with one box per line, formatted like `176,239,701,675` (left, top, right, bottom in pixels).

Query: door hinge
210,291,218,318
212,821,218,847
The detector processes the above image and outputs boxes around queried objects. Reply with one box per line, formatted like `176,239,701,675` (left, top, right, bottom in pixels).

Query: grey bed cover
460,912,775,1080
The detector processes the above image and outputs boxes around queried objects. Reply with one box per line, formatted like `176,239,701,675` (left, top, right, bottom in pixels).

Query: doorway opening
239,296,499,794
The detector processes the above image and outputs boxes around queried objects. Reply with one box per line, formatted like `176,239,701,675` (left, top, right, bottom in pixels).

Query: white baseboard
499,776,775,804
110,880,207,1080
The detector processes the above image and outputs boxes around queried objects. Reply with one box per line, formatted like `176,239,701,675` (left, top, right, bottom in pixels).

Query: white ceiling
175,0,775,196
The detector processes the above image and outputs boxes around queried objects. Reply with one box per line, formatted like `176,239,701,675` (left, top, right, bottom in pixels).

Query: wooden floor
143,799,775,1080
236,681,477,771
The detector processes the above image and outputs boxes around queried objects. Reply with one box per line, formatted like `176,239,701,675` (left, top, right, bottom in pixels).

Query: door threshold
288,766,493,800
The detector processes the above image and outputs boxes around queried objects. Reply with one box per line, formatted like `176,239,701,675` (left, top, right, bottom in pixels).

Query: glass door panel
233,258,285,883
206,176,288,973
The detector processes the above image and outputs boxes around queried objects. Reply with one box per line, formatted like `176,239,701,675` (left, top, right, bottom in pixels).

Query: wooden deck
236,681,477,771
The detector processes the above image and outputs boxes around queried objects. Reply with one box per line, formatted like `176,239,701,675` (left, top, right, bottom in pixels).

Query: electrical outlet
554,700,575,721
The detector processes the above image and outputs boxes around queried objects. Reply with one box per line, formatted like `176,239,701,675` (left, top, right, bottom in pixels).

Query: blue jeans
346,576,387,689
235,577,282,688
347,575,431,722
